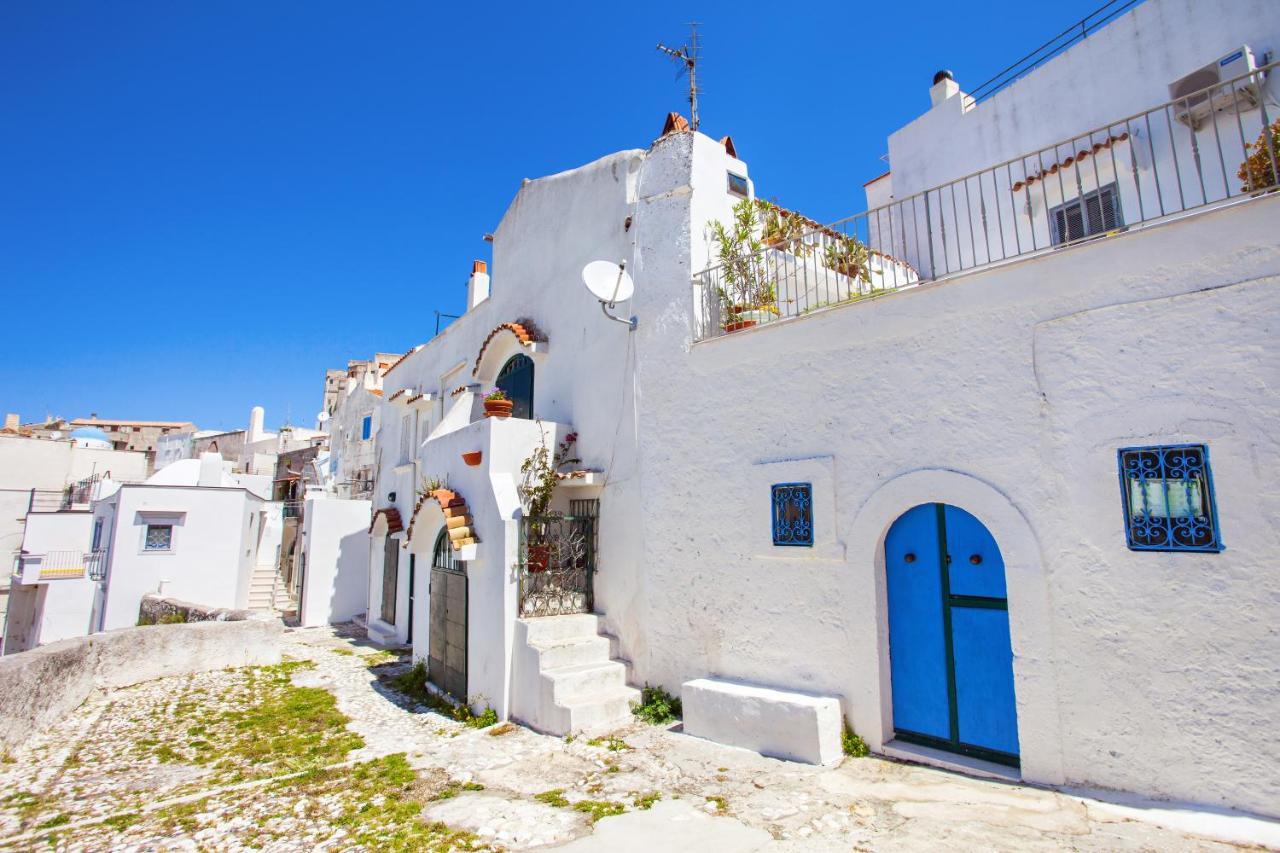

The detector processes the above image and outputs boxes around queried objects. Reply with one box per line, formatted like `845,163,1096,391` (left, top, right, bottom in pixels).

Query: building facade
363,0,1279,820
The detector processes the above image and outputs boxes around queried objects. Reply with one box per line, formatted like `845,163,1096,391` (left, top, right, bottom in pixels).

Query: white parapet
682,677,843,766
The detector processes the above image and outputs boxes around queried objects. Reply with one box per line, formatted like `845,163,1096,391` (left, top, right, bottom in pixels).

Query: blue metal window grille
361,416,372,440
771,483,813,546
1117,444,1223,552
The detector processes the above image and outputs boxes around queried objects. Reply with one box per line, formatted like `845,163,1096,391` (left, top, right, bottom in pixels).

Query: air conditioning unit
1168,46,1262,130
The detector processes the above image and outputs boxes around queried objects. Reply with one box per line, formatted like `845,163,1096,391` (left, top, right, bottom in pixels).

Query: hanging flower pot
462,450,483,466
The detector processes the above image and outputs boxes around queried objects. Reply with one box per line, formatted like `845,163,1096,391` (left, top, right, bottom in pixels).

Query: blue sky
1,0,1112,431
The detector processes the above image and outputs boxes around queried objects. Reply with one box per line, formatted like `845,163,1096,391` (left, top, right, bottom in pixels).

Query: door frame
887,503,1018,767
844,468,1064,785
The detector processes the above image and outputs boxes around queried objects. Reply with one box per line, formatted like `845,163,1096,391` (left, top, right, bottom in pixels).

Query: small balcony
693,59,1278,341
14,550,106,584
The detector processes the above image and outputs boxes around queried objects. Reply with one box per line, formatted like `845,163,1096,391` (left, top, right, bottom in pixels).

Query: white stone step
544,660,628,703
531,635,612,670
520,614,601,644
559,685,641,734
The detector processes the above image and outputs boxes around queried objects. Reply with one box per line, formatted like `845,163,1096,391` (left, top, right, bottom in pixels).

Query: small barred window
771,483,813,547
1118,444,1223,552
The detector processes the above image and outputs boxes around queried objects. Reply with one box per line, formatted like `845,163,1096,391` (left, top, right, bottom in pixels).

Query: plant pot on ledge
462,450,483,466
484,399,513,418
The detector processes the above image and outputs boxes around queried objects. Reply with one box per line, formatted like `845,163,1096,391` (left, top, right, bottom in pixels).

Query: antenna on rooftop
656,22,702,131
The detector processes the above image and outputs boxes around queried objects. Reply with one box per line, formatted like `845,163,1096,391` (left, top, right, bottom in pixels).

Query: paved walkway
0,624,1271,851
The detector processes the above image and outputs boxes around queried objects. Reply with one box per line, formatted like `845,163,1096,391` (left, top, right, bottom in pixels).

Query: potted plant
823,233,871,285
483,388,513,418
1238,118,1280,193
519,428,579,572
462,450,483,466
709,198,781,333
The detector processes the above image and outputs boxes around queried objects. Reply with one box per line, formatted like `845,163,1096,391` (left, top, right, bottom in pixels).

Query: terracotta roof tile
1011,133,1129,192
369,507,404,535
661,112,690,136
472,319,546,377
406,488,478,550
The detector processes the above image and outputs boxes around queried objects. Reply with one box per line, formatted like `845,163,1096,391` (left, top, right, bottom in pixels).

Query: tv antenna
656,23,702,131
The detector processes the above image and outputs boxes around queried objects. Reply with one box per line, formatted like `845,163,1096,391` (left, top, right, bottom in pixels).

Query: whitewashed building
4,453,282,651
361,0,1278,820
326,355,400,499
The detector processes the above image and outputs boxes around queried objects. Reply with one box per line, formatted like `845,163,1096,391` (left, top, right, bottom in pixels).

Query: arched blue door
885,503,1019,766
496,354,534,420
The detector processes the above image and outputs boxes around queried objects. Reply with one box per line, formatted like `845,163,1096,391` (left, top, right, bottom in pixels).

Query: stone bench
682,678,843,766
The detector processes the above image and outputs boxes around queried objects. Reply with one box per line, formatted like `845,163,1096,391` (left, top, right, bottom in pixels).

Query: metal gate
428,529,467,702
518,509,596,617
885,503,1019,767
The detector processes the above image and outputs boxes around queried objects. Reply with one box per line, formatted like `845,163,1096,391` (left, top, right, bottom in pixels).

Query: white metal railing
14,550,106,583
693,61,1278,341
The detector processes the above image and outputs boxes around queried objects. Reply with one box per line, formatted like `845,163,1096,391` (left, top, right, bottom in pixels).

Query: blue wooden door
886,503,1019,765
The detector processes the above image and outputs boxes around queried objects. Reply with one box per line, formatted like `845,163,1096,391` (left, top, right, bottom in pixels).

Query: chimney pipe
930,69,961,107
467,260,491,311
3,413,18,432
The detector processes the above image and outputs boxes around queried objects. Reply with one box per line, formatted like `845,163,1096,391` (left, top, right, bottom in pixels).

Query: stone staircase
515,614,639,737
246,564,295,615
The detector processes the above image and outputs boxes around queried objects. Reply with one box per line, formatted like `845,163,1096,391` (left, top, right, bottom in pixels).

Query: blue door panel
951,607,1020,755
885,504,950,740
943,505,1007,598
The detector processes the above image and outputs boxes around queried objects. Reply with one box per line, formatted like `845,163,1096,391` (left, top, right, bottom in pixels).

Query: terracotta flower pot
484,399,513,418
527,543,551,573
462,450,483,466
724,319,757,333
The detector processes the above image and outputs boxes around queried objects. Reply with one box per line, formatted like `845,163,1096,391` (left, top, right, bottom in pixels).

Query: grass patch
706,795,729,814
362,650,401,667
131,660,362,783
465,707,498,729
101,812,141,831
487,723,516,737
842,722,869,758
633,791,661,810
586,735,632,752
631,684,682,725
573,799,625,823
385,662,498,728
534,789,570,808
330,648,355,657
34,813,70,830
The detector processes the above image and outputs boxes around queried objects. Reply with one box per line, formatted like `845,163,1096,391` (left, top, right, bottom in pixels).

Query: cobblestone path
0,625,1262,851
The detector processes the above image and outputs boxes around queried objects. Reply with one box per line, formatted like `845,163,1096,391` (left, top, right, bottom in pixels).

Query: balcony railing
693,61,1278,342
14,550,106,584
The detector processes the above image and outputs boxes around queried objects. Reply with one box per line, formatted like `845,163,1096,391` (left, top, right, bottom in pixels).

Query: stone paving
0,624,1267,851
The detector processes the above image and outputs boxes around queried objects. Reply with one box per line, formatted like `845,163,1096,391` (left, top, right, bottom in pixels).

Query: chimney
467,260,490,311
197,451,223,487
930,69,961,107
3,413,18,432
248,406,265,443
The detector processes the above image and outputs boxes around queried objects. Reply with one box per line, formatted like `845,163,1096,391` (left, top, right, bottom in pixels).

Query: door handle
904,552,916,564
969,554,982,565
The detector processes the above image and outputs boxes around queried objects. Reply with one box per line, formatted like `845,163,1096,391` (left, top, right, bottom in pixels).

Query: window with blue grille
1118,444,1223,552
361,415,372,441
771,483,813,546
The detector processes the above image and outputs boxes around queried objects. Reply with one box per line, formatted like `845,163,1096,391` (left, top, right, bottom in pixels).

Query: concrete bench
682,678,843,765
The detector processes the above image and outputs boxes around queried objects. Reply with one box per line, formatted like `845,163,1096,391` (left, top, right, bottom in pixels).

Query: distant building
21,415,196,472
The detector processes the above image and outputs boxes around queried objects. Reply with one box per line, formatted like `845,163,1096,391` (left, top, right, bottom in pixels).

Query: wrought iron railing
518,513,596,618
693,61,1278,342
282,501,303,519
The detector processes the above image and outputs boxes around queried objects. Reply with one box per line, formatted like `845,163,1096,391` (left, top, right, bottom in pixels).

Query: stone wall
137,593,258,625
0,617,282,752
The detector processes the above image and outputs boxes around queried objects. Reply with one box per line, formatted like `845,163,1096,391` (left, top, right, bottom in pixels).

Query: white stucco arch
472,322,545,388
842,467,1065,784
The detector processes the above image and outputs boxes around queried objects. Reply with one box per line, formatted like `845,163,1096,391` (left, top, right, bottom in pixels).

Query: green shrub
842,722,869,758
631,684,682,725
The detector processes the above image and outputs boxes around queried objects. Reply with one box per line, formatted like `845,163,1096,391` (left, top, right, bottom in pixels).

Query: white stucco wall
96,486,263,631
885,0,1280,200
631,191,1280,818
0,435,148,490
299,497,371,627
8,512,98,649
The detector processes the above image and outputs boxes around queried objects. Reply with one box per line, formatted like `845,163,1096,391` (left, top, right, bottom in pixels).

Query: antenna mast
656,22,702,131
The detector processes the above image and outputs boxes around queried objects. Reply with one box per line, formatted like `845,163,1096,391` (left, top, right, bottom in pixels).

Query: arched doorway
428,528,468,702
885,503,1019,766
496,354,534,419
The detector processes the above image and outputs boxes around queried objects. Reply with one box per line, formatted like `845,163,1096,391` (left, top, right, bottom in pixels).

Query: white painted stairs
515,614,639,737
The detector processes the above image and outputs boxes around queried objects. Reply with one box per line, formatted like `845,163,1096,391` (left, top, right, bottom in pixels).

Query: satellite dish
582,260,635,304
581,260,638,330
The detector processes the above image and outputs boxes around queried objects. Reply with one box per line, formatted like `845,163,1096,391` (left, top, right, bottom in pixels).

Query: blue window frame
771,483,813,546
361,415,372,441
1117,443,1223,552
